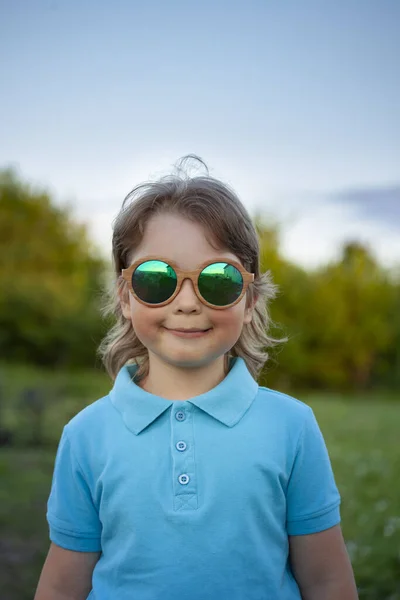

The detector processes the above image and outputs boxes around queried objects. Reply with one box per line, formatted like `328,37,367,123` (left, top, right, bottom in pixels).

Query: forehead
131,213,240,269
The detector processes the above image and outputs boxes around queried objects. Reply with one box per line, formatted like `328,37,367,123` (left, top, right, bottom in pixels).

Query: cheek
211,301,247,334
128,298,165,340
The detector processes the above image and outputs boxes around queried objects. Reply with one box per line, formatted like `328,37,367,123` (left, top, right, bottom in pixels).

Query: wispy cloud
331,186,400,229
281,197,400,270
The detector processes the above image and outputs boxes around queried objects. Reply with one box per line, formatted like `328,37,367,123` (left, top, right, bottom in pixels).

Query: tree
256,220,314,390
0,168,107,367
304,242,396,390
256,221,399,392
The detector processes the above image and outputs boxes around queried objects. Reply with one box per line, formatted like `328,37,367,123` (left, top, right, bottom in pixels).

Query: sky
1,0,399,268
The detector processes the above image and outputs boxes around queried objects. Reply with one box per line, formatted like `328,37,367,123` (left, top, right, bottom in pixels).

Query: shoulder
256,385,313,420
62,394,116,452
56,394,119,475
250,386,316,450
66,394,111,432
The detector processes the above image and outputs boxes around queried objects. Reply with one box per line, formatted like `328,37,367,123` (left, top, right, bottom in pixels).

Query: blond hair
98,156,283,381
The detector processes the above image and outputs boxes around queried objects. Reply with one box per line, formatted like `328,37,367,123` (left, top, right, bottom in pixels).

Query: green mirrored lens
132,260,177,304
198,262,243,306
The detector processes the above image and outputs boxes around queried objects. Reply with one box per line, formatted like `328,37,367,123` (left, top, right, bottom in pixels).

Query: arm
41,426,102,598
34,543,101,600
289,524,358,600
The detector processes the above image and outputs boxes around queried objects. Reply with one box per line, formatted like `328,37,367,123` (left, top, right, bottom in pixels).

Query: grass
0,363,399,599
0,449,54,600
307,397,400,599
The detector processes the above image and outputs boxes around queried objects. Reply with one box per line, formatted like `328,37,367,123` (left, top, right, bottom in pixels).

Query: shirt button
175,411,186,422
178,473,190,485
176,441,187,452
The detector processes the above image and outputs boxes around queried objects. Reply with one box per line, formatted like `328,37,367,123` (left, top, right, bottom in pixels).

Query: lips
164,327,212,338
169,328,210,333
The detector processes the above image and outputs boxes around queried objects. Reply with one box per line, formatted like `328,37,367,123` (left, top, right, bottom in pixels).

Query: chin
162,352,219,370
165,356,209,369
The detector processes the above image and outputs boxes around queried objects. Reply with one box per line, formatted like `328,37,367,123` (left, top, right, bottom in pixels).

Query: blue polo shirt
47,357,341,600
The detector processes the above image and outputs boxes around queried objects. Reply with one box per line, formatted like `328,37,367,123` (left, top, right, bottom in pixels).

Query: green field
0,365,399,599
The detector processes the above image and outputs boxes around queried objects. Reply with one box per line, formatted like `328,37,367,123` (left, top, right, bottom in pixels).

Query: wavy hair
98,156,284,381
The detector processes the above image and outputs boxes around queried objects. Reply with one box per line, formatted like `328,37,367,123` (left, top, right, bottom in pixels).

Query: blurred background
0,1,399,598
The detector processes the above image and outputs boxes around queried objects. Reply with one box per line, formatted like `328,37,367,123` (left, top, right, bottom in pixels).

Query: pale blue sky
1,0,399,267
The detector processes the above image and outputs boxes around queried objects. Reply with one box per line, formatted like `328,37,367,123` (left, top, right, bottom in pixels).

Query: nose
173,278,201,313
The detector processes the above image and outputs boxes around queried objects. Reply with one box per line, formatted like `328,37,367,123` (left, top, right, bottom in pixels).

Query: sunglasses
121,257,254,309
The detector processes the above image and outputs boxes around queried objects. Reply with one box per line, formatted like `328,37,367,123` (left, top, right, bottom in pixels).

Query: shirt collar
109,357,259,435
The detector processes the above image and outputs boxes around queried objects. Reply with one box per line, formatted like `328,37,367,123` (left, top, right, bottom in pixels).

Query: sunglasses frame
121,256,255,309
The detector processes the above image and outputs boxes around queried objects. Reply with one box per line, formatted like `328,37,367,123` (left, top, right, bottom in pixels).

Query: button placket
171,404,198,511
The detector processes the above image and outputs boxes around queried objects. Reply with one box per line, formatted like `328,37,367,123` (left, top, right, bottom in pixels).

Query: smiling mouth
165,327,212,337
169,328,210,333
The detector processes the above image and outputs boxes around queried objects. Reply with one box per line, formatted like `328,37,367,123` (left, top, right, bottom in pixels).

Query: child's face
120,213,254,371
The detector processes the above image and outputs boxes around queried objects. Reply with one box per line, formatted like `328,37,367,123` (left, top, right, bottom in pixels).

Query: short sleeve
286,407,341,535
46,426,102,551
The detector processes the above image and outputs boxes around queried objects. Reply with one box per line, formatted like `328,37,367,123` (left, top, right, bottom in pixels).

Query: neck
139,354,229,400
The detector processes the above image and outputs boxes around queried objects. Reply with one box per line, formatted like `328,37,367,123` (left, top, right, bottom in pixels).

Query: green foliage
256,222,400,391
0,362,111,446
307,243,397,390
0,168,108,367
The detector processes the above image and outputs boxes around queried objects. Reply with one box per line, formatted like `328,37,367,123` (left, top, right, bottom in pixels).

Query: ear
243,306,253,325
118,279,132,320
243,294,258,325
